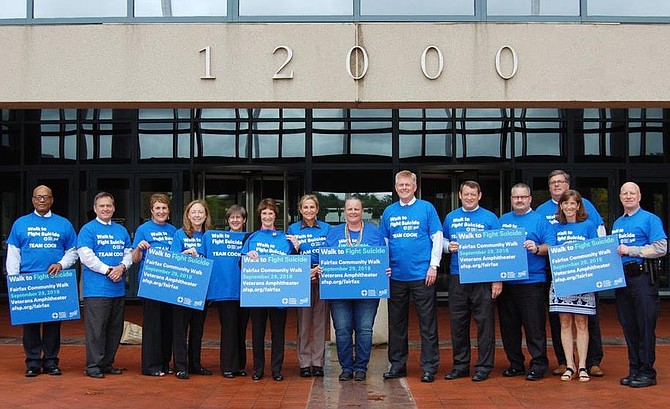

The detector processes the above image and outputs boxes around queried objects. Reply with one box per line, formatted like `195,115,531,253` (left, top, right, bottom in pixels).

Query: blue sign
548,235,626,297
6,269,80,325
457,229,529,284
137,247,214,310
319,246,390,299
240,254,311,307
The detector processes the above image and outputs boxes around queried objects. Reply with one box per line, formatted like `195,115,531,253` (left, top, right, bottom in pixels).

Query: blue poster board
457,229,529,283
548,235,626,297
7,269,80,325
319,246,389,299
137,247,213,310
240,254,311,307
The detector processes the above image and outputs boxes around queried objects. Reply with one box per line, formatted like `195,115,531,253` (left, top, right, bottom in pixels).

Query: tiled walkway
1,300,670,408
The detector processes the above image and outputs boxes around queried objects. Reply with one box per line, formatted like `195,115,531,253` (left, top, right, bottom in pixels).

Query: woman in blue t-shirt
549,190,599,383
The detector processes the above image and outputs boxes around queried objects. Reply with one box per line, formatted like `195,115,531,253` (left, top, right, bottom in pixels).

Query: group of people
5,169,666,390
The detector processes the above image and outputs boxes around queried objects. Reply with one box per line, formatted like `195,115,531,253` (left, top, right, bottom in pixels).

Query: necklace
345,221,364,247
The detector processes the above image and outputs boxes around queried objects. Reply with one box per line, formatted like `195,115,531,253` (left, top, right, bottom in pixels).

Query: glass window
399,109,452,160
198,119,249,159
251,109,305,159
487,0,579,16
0,0,26,18
34,0,127,18
513,109,563,158
575,109,626,162
0,111,20,165
629,109,666,162
588,0,670,17
456,109,510,160
135,0,227,17
240,0,352,16
350,109,392,157
362,0,474,15
138,109,190,160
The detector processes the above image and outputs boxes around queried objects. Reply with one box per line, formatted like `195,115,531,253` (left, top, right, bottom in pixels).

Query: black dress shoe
222,371,235,378
525,370,543,381
339,371,353,381
142,371,165,377
44,366,62,376
312,366,324,377
444,369,469,380
620,375,635,386
383,369,407,379
86,371,105,379
503,367,525,377
354,371,366,381
630,375,657,388
25,368,40,377
252,371,263,380
191,367,213,376
102,367,123,375
421,372,435,383
176,370,190,380
299,367,312,377
472,371,489,382
234,370,247,377
272,372,284,381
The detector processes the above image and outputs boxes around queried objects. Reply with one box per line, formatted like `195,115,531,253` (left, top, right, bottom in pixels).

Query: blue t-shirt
287,220,330,265
443,206,501,276
536,197,604,228
326,222,386,248
170,229,204,256
612,209,667,265
379,199,442,281
499,210,556,284
78,219,132,298
240,229,293,256
7,212,77,274
202,230,246,301
554,219,599,245
132,220,176,278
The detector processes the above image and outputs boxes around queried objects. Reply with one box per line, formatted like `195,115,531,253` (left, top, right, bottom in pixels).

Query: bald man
613,182,667,388
6,185,78,377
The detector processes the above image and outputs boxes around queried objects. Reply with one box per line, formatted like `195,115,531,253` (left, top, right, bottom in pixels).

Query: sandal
560,367,575,381
578,368,590,382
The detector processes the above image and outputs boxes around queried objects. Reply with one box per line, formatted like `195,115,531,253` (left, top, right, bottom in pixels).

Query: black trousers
84,297,125,373
250,307,287,374
498,282,548,374
23,321,61,370
172,305,207,372
387,278,439,374
215,300,248,373
447,275,496,374
546,281,604,367
615,274,659,378
141,298,173,374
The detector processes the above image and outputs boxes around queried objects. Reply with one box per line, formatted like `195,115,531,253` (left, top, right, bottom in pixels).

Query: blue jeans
330,299,380,373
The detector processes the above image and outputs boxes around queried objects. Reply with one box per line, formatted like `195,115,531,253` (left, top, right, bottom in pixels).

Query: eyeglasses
549,180,567,185
511,195,530,200
33,195,53,201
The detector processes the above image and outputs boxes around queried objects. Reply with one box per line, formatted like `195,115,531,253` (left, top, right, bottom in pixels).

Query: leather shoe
552,364,567,376
421,372,435,383
175,370,189,380
44,366,62,376
191,367,212,376
299,367,312,377
102,367,123,375
25,368,40,377
630,375,657,388
620,375,635,386
312,366,324,377
444,369,469,380
339,371,353,381
383,369,407,379
272,372,284,381
588,365,604,377
222,371,235,378
142,371,165,377
234,370,247,377
252,371,263,380
354,371,366,381
525,370,543,381
87,371,105,379
503,367,525,377
472,371,489,382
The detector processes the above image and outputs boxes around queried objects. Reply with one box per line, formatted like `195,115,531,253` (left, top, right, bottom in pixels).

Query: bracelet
534,246,540,255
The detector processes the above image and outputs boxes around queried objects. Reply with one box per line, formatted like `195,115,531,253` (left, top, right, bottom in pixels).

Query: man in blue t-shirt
379,170,443,383
535,169,605,377
498,183,556,381
613,182,667,388
5,185,78,377
77,192,132,378
443,180,501,382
